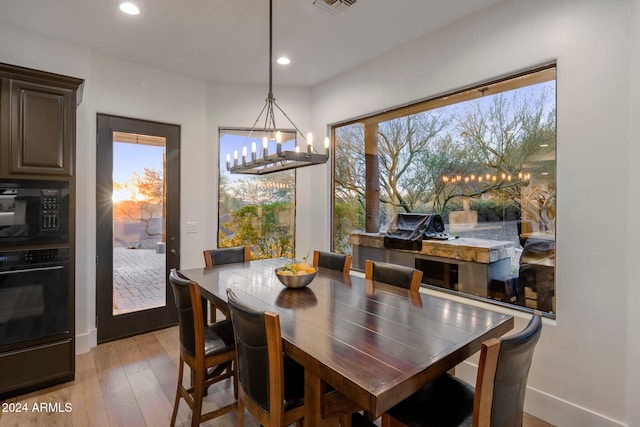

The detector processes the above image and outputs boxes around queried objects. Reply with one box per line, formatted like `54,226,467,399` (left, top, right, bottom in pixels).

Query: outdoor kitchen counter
349,232,516,298
349,232,514,264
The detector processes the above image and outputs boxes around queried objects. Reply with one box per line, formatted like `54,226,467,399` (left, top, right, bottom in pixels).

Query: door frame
96,114,180,343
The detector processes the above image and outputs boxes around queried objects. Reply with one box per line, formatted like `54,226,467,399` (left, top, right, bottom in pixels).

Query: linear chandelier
226,0,329,175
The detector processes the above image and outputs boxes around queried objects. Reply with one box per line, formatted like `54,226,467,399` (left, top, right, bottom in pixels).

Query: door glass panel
112,132,167,315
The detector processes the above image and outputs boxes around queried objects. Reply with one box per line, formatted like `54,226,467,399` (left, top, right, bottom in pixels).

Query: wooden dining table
179,258,513,426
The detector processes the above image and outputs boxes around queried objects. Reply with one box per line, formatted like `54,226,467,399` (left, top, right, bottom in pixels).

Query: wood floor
0,326,554,427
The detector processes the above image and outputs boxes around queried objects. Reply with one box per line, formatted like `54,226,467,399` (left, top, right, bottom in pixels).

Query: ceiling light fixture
277,56,291,65
226,0,328,175
119,2,140,15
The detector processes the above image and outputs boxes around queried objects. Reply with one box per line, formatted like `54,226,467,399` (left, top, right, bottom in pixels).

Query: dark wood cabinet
0,63,82,399
0,63,83,179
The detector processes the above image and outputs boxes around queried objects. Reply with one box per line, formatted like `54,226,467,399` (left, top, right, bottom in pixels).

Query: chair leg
191,363,205,427
170,358,184,427
238,399,245,427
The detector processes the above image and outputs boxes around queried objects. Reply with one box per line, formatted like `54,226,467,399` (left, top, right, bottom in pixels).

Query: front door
96,114,180,343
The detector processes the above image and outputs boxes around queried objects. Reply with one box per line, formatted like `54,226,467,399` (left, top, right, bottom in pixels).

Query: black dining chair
168,269,237,427
313,250,352,273
203,245,252,323
364,260,423,292
351,312,542,427
226,288,305,427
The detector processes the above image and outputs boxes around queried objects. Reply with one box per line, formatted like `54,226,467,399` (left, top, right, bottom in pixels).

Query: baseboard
456,361,626,427
75,327,97,355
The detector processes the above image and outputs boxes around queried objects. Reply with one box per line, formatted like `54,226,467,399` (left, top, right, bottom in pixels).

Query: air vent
312,0,357,14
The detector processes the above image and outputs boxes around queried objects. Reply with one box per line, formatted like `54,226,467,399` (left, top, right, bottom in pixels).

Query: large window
333,65,556,316
218,129,296,259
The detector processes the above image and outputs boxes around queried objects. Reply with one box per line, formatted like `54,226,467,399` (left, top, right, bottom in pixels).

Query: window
218,128,296,259
333,65,556,316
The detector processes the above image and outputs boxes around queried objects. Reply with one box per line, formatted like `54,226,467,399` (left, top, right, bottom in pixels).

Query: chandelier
226,0,329,175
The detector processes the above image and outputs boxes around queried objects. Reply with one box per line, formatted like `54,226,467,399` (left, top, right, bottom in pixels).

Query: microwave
0,180,69,245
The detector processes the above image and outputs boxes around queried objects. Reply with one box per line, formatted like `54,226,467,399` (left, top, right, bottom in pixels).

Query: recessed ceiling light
277,57,291,65
119,2,140,15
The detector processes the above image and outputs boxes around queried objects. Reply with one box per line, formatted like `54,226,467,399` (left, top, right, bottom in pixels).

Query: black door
96,114,180,343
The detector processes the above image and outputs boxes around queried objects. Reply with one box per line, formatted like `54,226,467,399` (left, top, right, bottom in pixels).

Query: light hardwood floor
0,326,554,427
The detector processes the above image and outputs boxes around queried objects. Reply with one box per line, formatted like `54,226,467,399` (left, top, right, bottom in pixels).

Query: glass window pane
112,132,167,315
218,129,296,259
333,67,556,317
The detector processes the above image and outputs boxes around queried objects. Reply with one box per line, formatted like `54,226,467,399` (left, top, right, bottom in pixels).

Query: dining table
179,258,514,426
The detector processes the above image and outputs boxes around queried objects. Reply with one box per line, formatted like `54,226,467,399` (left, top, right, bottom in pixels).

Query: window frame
217,127,298,260
330,63,557,317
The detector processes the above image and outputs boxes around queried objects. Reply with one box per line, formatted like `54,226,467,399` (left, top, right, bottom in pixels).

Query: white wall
627,0,640,426
312,0,630,425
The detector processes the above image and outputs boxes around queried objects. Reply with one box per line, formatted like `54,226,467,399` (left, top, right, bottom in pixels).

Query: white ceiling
0,0,504,87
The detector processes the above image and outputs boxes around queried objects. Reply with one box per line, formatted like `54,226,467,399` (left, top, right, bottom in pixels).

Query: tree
333,201,363,254
334,80,556,243
377,113,448,219
218,202,294,259
335,123,366,210
113,167,164,239
432,89,556,214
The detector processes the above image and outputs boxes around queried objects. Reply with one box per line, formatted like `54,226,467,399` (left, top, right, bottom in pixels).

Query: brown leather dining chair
203,245,252,323
168,269,237,427
313,250,352,273
226,288,305,427
352,312,543,427
364,260,423,292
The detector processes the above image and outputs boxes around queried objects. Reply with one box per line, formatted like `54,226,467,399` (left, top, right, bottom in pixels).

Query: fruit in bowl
275,260,317,288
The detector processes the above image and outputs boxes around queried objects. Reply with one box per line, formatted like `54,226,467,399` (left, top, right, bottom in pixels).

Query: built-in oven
0,247,73,398
0,180,69,245
0,247,70,348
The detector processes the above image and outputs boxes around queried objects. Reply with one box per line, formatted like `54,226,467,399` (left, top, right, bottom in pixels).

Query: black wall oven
0,248,70,347
0,180,74,398
0,247,73,398
0,180,69,245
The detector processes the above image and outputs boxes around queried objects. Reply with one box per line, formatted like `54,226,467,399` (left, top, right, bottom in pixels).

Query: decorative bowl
275,267,317,289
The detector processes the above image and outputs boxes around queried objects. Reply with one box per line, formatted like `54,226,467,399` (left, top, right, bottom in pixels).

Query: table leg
304,369,339,427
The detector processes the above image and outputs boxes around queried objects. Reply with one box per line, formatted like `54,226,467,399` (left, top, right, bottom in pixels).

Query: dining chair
168,269,237,427
350,312,543,427
226,288,305,427
313,250,352,273
364,260,423,292
203,245,252,323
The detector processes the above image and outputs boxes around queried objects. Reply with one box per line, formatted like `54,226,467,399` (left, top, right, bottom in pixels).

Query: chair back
365,260,423,292
473,313,542,427
490,313,542,426
226,288,281,415
313,250,352,273
169,269,204,358
204,246,251,268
